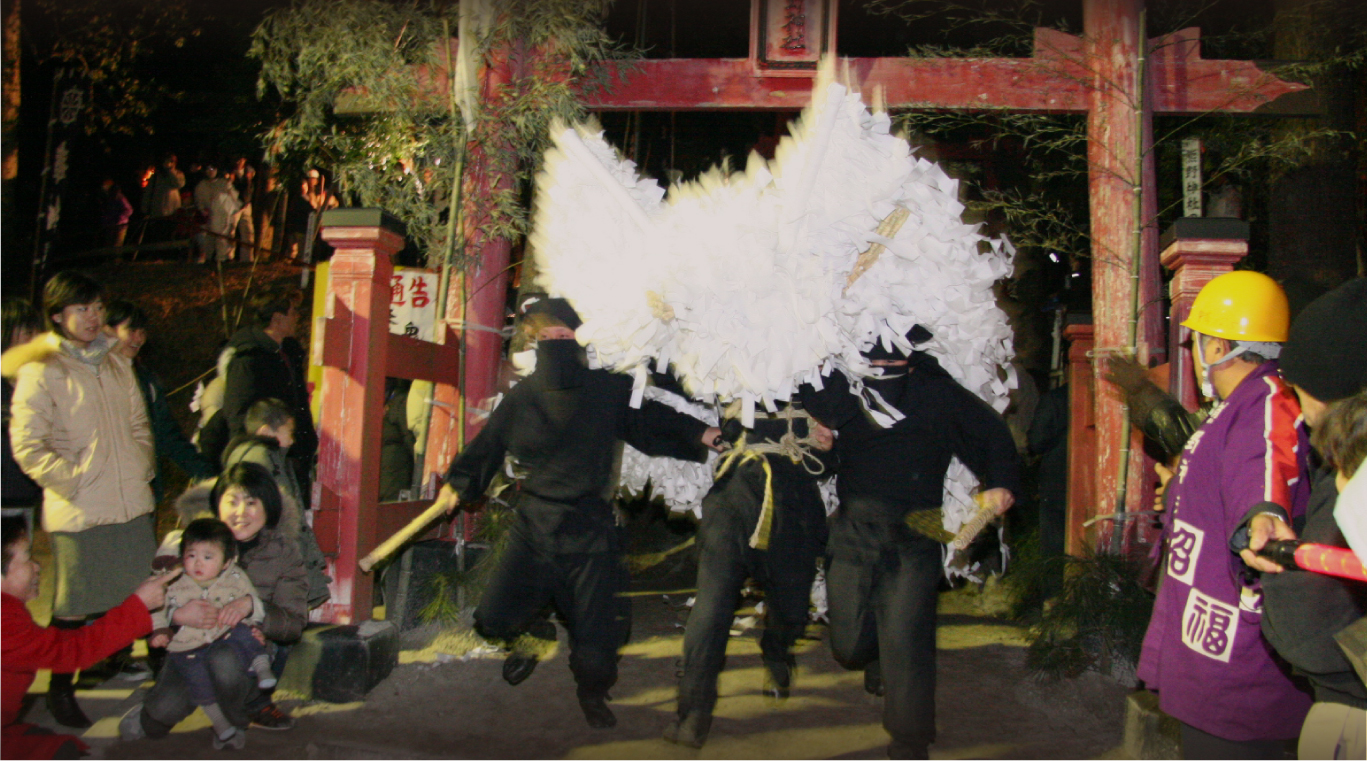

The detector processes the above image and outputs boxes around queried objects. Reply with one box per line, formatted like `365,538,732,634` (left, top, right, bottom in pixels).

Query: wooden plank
387,330,461,384
582,45,1308,114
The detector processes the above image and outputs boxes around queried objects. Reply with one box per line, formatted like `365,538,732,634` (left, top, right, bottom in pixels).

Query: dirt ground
19,554,1130,760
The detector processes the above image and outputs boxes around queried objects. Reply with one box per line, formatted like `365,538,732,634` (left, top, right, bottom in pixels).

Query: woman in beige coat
7,271,156,728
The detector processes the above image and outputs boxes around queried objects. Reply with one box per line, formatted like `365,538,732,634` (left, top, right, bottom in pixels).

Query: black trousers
827,524,942,751
473,512,630,699
677,462,824,718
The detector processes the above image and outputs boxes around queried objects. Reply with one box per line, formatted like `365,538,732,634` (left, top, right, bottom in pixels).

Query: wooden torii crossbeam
322,0,1312,624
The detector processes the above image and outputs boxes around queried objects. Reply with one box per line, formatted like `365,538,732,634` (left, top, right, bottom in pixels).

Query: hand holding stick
357,485,461,573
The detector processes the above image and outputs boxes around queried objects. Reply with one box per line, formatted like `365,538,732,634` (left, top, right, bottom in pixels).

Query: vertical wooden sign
1181,137,1202,217
752,0,834,75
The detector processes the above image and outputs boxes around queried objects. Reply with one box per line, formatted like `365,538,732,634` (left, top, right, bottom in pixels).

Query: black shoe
526,618,557,642
247,703,296,731
46,686,92,729
578,694,617,729
864,661,884,697
662,710,711,748
762,659,792,701
502,653,538,686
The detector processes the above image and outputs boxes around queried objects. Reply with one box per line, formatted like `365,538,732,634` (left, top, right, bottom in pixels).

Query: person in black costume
664,406,836,748
799,325,1020,760
431,297,722,729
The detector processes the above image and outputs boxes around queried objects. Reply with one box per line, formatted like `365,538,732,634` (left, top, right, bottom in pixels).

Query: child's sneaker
212,726,246,750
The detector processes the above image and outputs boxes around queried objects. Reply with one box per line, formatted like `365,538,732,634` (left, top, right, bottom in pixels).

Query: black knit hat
519,294,582,331
1280,278,1367,403
861,324,933,361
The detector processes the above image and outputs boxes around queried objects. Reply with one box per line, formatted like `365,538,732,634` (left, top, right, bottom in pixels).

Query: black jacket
1261,466,1367,709
221,326,317,461
446,367,709,506
799,356,1020,522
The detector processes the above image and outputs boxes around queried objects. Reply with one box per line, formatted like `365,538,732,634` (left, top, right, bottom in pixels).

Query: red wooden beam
583,28,1308,115
387,326,462,385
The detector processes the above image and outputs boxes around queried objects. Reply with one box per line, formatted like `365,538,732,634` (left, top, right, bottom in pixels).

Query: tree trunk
1269,0,1364,307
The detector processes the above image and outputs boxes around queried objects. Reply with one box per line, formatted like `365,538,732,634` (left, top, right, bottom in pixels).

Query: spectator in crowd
292,168,338,263
379,378,416,502
3,516,175,760
193,165,241,263
219,287,318,492
222,398,330,609
122,462,308,739
1135,271,1312,760
230,158,258,262
255,169,288,260
104,301,217,500
141,153,185,219
2,300,43,534
6,272,158,728
98,178,134,249
1244,277,1367,760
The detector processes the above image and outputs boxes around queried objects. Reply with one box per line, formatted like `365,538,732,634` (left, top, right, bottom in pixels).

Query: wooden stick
358,501,448,573
951,502,998,551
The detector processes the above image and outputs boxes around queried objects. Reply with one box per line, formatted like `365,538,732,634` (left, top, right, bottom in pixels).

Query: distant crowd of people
104,154,340,264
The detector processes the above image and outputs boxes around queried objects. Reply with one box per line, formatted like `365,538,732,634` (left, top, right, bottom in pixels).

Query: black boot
762,657,792,701
46,672,92,729
864,659,884,697
578,693,617,729
663,710,712,748
502,653,538,686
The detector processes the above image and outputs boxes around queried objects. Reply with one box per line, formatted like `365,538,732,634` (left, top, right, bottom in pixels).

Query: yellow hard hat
1182,270,1289,343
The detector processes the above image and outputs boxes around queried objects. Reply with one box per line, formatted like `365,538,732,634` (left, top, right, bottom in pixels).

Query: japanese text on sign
1181,138,1202,218
389,268,440,342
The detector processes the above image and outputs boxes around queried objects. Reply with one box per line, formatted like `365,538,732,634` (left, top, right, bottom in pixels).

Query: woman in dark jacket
104,301,217,501
120,463,308,741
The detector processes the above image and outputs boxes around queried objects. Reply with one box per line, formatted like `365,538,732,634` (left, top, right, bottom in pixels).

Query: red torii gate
316,0,1309,623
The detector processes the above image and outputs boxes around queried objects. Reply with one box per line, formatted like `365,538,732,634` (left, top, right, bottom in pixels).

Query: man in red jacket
2,517,175,759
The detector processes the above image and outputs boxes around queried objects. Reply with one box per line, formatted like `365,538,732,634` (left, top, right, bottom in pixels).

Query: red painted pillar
312,210,405,624
1084,0,1154,552
1160,219,1249,410
1064,323,1098,557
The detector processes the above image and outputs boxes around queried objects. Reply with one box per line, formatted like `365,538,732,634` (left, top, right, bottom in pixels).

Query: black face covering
535,339,587,389
864,369,908,408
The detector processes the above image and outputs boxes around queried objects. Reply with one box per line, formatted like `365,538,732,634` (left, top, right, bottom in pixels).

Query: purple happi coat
1137,362,1312,742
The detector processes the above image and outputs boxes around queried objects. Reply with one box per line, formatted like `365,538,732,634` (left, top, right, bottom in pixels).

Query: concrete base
1123,690,1182,760
382,539,490,632
279,621,400,703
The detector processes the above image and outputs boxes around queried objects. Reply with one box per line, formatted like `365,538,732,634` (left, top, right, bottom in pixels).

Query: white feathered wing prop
531,66,1016,574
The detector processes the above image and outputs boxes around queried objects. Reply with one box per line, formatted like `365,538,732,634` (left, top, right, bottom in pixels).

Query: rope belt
712,410,826,551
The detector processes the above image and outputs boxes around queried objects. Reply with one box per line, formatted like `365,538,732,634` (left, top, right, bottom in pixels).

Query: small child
224,397,331,608
150,518,272,750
